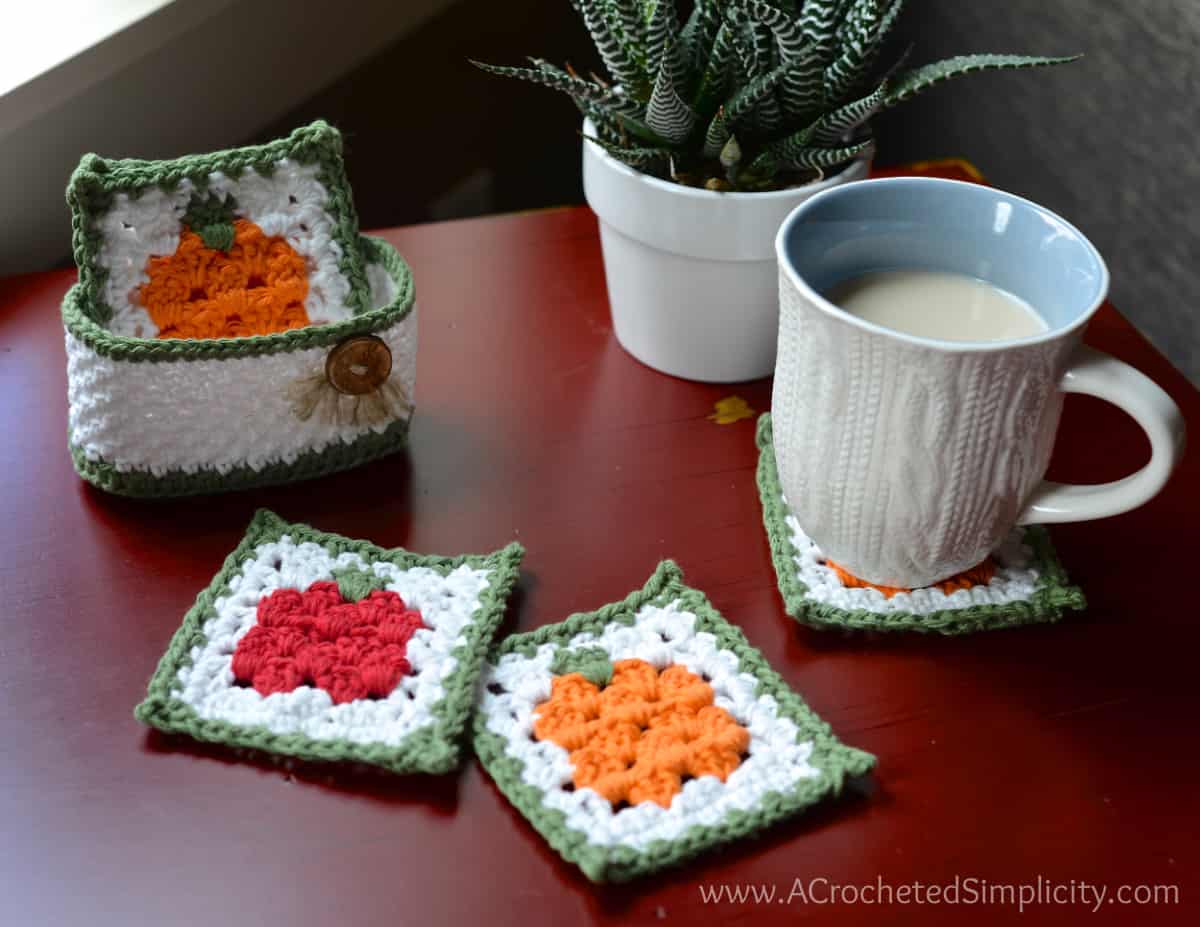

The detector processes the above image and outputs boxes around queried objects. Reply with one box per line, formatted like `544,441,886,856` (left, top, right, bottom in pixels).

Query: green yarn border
67,120,371,327
473,561,875,883
755,414,1087,635
134,509,524,775
69,415,410,498
62,233,413,363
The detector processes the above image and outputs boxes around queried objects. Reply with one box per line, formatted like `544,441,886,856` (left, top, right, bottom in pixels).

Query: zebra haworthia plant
473,1,1078,191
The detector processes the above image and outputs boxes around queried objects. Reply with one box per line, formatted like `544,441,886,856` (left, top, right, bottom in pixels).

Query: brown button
325,335,392,395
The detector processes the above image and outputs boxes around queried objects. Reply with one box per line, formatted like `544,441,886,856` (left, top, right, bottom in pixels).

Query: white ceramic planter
582,118,870,382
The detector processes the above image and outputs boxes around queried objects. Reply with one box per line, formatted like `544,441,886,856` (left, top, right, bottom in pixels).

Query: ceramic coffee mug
772,176,1186,589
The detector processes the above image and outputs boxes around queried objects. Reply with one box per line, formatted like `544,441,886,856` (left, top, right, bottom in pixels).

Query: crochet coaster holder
64,121,417,497
756,415,1086,634
136,510,523,774
474,561,874,882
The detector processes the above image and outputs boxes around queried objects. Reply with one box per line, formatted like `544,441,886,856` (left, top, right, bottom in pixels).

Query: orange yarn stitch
140,219,310,339
826,557,998,599
533,659,750,808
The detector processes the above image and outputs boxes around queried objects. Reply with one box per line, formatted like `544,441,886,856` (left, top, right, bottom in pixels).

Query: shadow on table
76,449,414,541
786,604,1102,656
141,728,463,812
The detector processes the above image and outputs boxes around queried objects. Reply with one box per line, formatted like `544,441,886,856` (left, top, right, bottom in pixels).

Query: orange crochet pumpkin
533,658,750,808
827,556,998,598
140,218,310,339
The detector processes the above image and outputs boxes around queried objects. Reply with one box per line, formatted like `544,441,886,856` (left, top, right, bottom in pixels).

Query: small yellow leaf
707,395,755,425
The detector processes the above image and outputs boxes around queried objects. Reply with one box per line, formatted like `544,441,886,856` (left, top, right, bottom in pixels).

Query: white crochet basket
62,122,417,497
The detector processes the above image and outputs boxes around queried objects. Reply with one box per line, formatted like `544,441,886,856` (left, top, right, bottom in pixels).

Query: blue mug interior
778,177,1108,332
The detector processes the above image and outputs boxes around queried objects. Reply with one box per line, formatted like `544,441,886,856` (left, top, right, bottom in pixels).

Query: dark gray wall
873,0,1200,383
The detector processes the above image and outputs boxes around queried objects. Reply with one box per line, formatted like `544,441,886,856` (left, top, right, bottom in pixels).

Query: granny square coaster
756,415,1086,634
473,561,874,882
67,120,370,337
136,510,523,774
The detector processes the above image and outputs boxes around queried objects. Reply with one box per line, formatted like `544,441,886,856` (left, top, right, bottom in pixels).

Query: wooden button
325,335,392,395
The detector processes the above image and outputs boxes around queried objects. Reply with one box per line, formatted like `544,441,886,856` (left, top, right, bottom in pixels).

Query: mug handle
1019,345,1186,524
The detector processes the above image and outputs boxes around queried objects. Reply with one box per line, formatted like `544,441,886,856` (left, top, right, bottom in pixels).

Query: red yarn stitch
232,581,425,703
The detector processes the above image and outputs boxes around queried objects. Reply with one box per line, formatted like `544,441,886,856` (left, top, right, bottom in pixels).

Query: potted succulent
476,1,1076,382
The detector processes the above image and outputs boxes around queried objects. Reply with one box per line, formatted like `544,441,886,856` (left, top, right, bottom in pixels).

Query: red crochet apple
232,581,425,704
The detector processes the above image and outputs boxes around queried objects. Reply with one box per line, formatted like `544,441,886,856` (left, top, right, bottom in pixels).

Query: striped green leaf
704,52,799,149
788,139,873,170
470,60,644,116
646,38,697,143
575,0,646,91
750,137,872,175
517,58,669,146
799,0,846,67
725,24,767,134
614,0,644,47
575,97,627,145
777,42,824,123
478,0,1078,189
752,24,785,132
811,79,886,143
692,21,737,119
722,57,803,131
884,53,1082,107
609,0,654,87
750,0,828,122
643,0,679,85
702,106,731,158
680,0,723,73
582,133,673,168
728,22,764,97
727,0,808,60
823,0,881,103
855,0,907,87
876,0,905,42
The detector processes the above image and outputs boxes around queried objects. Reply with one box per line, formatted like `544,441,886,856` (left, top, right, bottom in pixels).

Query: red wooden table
2,177,1197,925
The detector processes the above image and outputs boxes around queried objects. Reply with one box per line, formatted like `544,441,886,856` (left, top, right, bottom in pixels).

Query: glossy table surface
2,168,1197,925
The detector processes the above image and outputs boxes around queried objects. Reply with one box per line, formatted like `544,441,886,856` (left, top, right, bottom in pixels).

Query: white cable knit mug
772,177,1186,589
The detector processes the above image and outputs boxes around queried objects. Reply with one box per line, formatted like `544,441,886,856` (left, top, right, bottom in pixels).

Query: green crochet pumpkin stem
183,191,238,252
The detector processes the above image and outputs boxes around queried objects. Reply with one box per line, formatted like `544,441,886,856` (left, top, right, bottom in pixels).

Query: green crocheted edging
135,509,524,775
473,561,875,882
62,233,413,363
67,120,371,327
70,415,410,498
756,414,1087,635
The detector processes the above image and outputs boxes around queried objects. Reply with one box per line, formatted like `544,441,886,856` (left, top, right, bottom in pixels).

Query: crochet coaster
756,415,1086,634
474,561,874,882
136,510,523,774
67,120,370,337
63,122,419,497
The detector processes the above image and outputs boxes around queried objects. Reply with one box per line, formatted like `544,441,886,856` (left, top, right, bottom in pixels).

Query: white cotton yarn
175,536,493,747
783,500,1042,614
65,286,417,476
98,161,355,338
478,600,820,851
